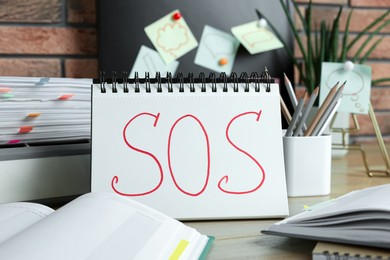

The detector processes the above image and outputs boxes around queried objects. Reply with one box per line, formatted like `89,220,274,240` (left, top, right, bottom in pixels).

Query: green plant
256,0,390,94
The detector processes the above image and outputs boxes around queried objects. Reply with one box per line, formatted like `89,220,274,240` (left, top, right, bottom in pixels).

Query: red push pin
172,12,182,21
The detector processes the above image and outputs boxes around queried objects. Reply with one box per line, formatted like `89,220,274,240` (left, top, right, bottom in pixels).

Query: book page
0,202,54,244
0,192,209,260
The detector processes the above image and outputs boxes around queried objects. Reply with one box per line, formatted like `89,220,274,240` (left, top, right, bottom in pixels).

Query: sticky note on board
320,62,372,114
129,46,179,78
194,25,240,75
231,21,283,54
144,10,198,64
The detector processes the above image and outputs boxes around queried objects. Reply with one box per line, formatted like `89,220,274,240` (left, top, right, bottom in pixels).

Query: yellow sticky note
169,240,189,260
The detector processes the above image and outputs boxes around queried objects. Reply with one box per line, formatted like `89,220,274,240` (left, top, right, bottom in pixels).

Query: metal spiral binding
134,72,140,93
112,71,117,93
145,72,151,93
155,72,162,93
188,72,195,92
240,72,250,92
123,71,129,93
208,72,216,92
198,72,206,92
96,70,274,93
99,71,106,93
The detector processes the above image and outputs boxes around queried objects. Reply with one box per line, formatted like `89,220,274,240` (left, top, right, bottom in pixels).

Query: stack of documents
0,77,91,146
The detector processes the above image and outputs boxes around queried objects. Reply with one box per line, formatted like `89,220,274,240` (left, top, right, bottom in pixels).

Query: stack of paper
0,77,91,146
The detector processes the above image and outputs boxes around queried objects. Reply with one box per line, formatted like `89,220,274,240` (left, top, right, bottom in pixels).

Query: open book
0,192,213,259
262,184,390,249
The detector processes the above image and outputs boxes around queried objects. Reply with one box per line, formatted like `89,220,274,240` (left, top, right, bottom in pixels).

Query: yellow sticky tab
169,240,190,260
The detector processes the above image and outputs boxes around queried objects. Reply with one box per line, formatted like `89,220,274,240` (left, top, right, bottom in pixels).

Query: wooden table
186,144,390,259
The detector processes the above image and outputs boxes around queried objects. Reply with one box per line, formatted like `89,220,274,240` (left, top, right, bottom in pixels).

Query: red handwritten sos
111,110,266,197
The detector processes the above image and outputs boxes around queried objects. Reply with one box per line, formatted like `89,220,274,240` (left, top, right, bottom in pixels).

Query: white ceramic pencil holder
283,135,332,197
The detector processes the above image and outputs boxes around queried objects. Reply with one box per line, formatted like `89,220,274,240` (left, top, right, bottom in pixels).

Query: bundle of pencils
281,74,345,137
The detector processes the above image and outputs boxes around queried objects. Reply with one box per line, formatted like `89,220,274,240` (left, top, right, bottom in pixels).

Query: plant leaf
360,37,384,64
340,9,353,62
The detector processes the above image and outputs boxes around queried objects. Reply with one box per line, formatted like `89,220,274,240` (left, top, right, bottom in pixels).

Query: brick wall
294,0,390,144
0,0,97,78
0,0,388,144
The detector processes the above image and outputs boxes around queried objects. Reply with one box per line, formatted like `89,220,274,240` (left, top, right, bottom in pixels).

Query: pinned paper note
231,21,283,54
130,46,179,78
144,10,198,64
320,62,372,114
194,25,239,75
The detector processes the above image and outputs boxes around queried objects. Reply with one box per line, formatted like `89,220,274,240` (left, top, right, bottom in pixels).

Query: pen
285,91,307,137
293,86,319,136
304,82,339,136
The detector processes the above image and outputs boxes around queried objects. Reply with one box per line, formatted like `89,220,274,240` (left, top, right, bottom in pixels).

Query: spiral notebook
91,71,288,220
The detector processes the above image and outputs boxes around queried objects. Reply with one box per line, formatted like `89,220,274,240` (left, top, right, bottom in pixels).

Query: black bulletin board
96,0,294,82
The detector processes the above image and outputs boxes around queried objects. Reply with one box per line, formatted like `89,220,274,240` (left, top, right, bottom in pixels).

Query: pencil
280,94,292,124
304,82,339,136
293,86,319,136
285,91,307,137
283,73,298,110
311,82,346,136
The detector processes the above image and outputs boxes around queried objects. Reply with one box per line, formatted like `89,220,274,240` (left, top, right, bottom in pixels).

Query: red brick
0,27,97,55
65,59,98,78
295,7,390,33
368,62,390,86
0,0,61,23
67,0,96,24
0,58,61,77
353,112,390,135
370,87,390,110
295,0,347,4
351,0,390,7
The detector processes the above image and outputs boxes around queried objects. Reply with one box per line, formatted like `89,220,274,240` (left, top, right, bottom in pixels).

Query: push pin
343,60,354,71
257,18,267,28
172,12,182,21
218,58,228,66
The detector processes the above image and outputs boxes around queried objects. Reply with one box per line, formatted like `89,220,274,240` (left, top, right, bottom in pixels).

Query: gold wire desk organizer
330,102,390,177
